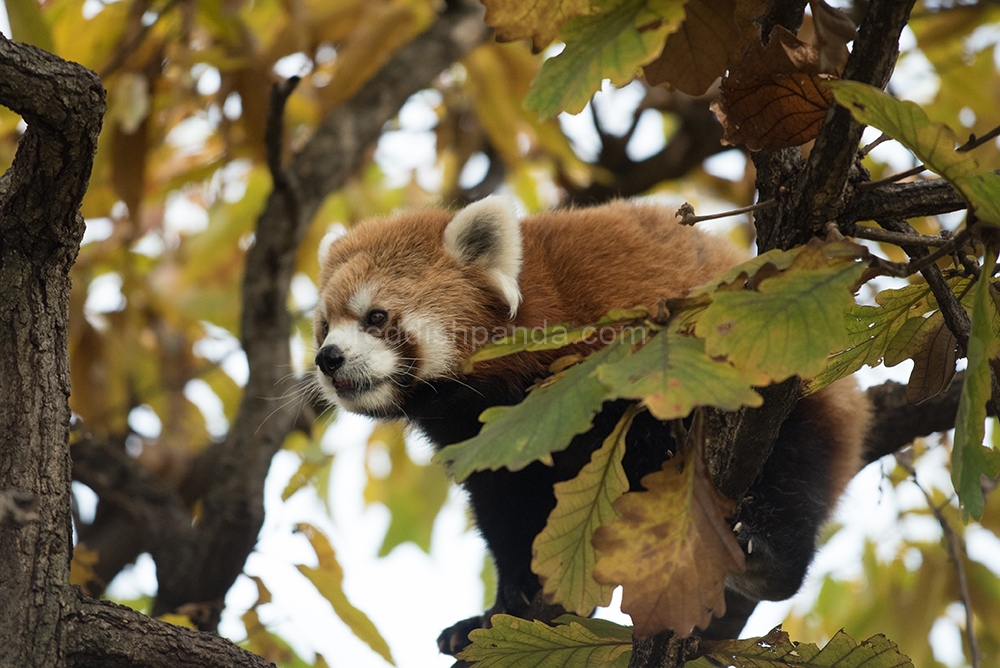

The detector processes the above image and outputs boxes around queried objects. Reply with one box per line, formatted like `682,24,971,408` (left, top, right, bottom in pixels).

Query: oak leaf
952,261,1000,520
457,614,632,667
695,242,866,382
598,330,763,419
830,80,1000,226
808,281,937,393
435,339,632,481
592,448,745,637
524,0,685,118
809,0,856,73
897,313,959,404
531,405,638,615
644,0,765,95
690,627,914,668
294,523,396,665
713,25,839,151
480,0,594,52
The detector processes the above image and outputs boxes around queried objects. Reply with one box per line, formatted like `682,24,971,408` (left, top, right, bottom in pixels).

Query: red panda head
313,197,522,417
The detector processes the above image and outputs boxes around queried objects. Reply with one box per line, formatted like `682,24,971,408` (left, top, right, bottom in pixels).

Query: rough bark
0,33,105,668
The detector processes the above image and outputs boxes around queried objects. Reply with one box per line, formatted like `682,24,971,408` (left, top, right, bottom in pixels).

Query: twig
849,225,951,247
676,199,776,226
859,163,926,191
859,132,891,157
957,125,1000,153
871,228,970,278
858,123,1000,191
898,462,980,668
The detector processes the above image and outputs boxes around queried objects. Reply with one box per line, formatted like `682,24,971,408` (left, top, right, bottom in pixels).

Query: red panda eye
366,309,388,327
318,321,329,342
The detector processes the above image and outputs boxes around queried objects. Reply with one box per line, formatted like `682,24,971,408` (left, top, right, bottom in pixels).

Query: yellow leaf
480,0,594,52
592,448,745,637
525,0,686,118
319,0,436,112
6,0,54,51
532,405,638,614
295,524,396,664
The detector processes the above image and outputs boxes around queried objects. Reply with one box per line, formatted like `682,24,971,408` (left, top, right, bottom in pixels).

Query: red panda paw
437,614,489,656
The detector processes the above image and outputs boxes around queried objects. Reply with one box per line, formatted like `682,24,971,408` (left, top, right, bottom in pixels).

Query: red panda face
313,197,522,417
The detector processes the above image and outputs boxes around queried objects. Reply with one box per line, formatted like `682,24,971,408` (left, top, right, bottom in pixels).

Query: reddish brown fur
318,201,746,381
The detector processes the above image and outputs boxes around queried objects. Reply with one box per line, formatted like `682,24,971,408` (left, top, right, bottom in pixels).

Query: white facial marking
315,321,400,415
323,322,397,378
400,312,454,379
347,284,375,318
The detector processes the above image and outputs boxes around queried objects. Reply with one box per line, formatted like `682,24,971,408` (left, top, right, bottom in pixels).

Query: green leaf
696,246,865,381
524,0,685,118
531,405,638,615
598,330,763,419
457,614,632,667
951,258,1000,520
464,307,648,371
6,0,55,52
435,338,633,481
689,627,913,667
830,80,1000,226
689,246,804,297
551,615,633,642
808,280,950,393
294,524,396,665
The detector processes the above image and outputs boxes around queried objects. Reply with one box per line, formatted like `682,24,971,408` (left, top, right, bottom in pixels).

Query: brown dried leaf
810,0,856,73
481,0,594,52
592,448,745,638
906,318,959,404
644,0,766,95
713,26,837,151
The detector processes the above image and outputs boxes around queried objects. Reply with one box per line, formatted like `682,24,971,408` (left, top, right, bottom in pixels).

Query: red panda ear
444,196,522,319
317,225,346,284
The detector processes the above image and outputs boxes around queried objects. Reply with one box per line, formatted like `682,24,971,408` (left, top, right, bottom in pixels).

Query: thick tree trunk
0,35,104,667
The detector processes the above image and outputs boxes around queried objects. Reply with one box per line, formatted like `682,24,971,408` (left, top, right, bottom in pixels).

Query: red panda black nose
315,345,345,377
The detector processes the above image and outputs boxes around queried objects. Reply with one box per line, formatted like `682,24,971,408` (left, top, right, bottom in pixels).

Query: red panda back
514,201,746,329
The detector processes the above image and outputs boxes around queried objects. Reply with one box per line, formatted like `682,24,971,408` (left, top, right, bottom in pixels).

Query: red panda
312,197,867,654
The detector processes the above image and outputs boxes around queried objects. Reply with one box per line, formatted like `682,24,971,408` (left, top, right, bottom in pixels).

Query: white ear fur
318,225,346,266
443,196,522,319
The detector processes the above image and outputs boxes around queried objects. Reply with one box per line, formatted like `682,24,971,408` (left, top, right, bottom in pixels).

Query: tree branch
566,90,727,205
152,0,492,624
0,33,105,667
72,436,196,597
66,597,275,668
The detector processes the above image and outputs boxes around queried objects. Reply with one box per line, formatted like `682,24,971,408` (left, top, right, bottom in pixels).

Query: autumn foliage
3,1,1000,668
